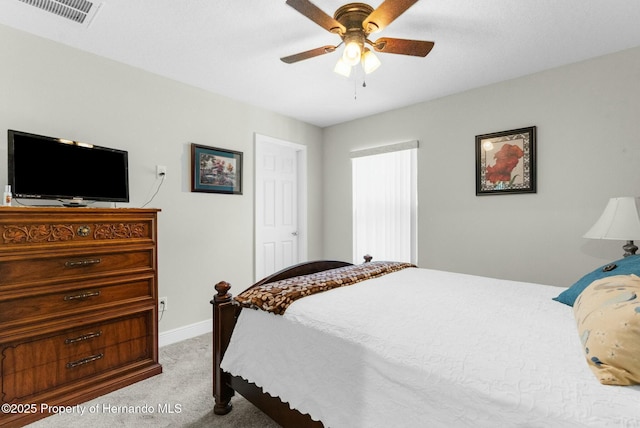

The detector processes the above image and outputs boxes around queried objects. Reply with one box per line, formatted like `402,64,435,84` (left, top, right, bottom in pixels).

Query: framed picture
475,126,536,195
191,143,243,195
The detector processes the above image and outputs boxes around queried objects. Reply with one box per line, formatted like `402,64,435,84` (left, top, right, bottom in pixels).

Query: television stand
0,207,162,426
61,198,90,207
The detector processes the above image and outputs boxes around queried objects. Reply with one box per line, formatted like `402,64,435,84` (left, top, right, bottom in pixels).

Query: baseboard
158,318,212,347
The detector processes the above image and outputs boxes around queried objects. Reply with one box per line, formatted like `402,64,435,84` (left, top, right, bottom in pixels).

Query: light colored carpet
27,332,279,427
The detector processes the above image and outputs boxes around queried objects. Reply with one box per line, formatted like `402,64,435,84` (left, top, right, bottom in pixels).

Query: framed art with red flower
475,126,536,195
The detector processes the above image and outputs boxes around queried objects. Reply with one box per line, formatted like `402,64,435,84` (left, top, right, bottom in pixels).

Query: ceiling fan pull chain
354,74,358,100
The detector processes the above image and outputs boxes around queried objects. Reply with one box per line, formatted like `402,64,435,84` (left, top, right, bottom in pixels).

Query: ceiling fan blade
285,0,345,34
372,37,434,57
281,45,337,64
364,0,419,33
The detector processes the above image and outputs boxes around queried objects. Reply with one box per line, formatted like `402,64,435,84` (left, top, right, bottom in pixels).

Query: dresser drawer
0,277,154,327
1,314,151,402
0,210,156,253
0,248,154,287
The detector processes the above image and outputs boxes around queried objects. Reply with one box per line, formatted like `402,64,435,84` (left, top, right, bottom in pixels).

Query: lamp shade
342,40,362,66
333,58,352,77
583,197,640,240
362,48,381,74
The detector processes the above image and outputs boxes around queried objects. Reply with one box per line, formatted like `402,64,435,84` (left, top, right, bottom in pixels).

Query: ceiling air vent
18,0,96,24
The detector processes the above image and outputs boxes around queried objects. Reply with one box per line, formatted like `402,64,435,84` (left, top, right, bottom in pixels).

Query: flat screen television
7,129,129,206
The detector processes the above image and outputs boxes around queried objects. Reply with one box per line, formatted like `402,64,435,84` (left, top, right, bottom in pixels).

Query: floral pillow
573,274,640,385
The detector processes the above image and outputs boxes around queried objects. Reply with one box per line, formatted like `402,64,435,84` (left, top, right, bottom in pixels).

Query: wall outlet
159,296,168,311
156,165,167,177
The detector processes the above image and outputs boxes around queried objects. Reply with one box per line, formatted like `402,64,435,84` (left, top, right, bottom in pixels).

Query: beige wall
0,24,324,334
3,21,640,336
323,46,640,287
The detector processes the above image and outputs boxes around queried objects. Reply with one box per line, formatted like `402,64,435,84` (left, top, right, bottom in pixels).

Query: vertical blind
351,141,418,264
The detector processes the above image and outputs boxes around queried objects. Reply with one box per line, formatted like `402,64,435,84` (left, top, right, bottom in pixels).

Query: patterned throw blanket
235,261,416,315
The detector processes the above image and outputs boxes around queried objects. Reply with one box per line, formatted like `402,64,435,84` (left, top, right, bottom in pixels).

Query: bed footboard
211,260,358,426
212,280,239,415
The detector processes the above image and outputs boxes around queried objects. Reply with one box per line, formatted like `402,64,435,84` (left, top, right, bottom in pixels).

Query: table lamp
583,196,640,257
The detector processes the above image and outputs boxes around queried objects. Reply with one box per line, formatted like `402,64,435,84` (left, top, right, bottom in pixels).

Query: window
351,141,418,264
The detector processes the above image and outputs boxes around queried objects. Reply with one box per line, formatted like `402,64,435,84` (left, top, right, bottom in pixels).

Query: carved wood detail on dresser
0,208,162,427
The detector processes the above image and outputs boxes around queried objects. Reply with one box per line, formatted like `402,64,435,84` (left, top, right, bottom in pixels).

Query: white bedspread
221,267,640,427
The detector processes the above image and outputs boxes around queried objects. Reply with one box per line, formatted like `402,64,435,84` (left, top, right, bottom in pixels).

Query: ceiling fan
281,0,434,76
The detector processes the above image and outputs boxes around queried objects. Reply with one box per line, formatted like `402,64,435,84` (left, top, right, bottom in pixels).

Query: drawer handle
64,290,101,301
66,353,104,369
64,258,102,268
65,330,102,345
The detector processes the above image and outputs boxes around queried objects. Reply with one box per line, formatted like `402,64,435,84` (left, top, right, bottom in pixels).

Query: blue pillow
553,255,640,306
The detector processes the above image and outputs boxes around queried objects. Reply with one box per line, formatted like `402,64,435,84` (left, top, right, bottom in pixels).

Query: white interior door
255,135,306,281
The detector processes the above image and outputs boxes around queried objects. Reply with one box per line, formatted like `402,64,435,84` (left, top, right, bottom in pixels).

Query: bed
211,258,640,427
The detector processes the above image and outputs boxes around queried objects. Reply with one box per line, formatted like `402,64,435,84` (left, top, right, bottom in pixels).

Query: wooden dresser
0,207,162,427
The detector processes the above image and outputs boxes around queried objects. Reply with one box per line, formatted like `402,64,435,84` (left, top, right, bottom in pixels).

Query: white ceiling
1,0,639,127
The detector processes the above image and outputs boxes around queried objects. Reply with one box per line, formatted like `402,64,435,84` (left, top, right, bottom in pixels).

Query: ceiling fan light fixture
281,0,434,77
334,57,352,77
342,41,362,66
361,48,381,74
342,32,364,66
